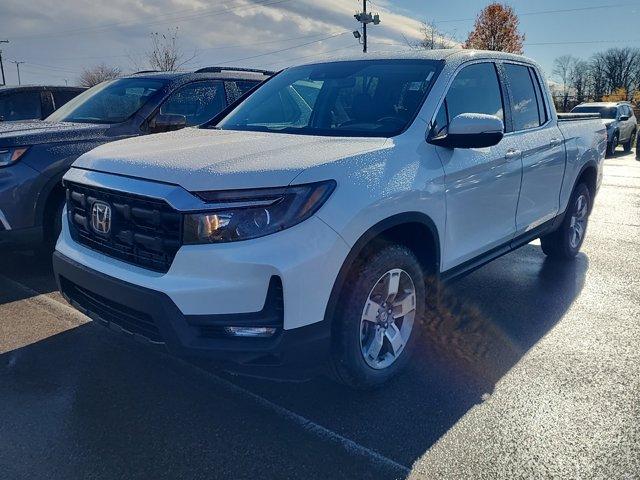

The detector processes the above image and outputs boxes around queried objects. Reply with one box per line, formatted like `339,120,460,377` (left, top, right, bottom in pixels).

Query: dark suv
0,85,86,122
0,67,272,250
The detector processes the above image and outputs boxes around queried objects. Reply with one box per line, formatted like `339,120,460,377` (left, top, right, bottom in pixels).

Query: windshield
216,60,441,137
47,78,166,124
571,105,617,119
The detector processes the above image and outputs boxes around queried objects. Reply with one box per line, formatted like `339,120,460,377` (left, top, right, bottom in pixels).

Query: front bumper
54,251,332,378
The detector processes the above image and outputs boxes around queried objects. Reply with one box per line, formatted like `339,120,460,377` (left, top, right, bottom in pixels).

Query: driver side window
160,81,224,127
431,62,504,138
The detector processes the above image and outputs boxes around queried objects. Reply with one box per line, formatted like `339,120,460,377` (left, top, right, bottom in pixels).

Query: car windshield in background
47,78,166,124
216,60,442,137
572,105,617,119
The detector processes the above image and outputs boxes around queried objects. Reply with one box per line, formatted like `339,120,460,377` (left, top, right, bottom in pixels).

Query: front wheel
606,133,618,158
540,183,591,260
329,244,425,388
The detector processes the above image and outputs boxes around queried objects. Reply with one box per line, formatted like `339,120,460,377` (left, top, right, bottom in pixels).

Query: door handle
550,138,562,147
505,149,521,160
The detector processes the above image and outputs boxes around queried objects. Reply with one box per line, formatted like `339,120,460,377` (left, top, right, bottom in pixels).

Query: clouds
0,0,455,85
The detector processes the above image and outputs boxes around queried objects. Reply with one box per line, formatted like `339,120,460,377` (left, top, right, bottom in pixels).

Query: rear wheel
329,244,425,389
623,129,636,153
540,183,591,260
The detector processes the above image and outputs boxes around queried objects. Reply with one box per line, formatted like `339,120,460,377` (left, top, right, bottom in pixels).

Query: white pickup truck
53,50,606,388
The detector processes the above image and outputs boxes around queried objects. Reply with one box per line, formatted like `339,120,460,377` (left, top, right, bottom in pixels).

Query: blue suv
0,67,272,250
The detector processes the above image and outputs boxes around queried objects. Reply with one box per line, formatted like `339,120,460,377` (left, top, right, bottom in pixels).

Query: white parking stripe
2,273,411,476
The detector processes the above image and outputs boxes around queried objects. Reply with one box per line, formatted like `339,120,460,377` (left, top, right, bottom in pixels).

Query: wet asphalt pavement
1,151,639,479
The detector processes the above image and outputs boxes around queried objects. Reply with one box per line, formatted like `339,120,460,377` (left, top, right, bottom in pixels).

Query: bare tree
78,63,121,87
419,21,455,50
146,27,196,72
552,55,575,112
570,60,590,104
594,47,640,100
464,3,525,54
588,55,608,101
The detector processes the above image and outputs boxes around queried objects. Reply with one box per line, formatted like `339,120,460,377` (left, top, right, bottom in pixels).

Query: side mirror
149,113,187,133
429,113,504,149
619,115,630,121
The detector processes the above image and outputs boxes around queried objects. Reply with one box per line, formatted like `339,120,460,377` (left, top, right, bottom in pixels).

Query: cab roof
296,48,540,68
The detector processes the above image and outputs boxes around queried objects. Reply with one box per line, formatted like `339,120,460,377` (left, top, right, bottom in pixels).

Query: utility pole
354,1,380,53
0,40,8,86
11,60,24,85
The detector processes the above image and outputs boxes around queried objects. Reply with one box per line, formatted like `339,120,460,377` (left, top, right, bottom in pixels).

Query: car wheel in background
606,132,618,158
540,183,591,260
329,244,425,389
623,129,636,153
39,194,65,258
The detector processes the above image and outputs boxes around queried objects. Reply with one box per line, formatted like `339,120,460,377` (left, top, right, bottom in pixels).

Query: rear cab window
503,63,543,131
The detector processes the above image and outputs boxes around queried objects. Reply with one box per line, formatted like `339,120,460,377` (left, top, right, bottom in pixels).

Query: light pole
11,60,24,85
354,1,380,53
0,40,8,86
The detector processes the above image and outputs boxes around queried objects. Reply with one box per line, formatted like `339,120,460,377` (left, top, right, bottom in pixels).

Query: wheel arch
35,172,66,232
322,212,441,328
575,161,598,213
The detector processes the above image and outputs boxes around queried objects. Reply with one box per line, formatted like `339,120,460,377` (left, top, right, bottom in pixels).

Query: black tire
329,244,425,389
606,132,618,158
540,183,591,260
40,194,65,255
623,130,636,153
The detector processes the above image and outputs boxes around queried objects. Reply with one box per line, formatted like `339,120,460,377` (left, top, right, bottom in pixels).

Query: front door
432,62,523,271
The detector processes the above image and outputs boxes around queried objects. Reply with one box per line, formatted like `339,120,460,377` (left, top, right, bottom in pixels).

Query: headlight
0,147,29,168
183,180,336,244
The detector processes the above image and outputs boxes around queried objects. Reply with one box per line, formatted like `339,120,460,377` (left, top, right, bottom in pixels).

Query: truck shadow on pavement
0,250,57,304
0,244,588,478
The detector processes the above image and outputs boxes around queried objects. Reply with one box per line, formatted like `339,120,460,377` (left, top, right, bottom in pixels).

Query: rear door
620,105,635,142
502,63,565,233
433,61,523,270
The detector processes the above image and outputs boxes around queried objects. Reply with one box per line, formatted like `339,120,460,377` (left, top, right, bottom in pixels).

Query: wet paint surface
1,151,639,479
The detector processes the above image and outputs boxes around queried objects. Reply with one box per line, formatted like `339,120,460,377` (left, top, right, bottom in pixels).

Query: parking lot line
0,272,411,477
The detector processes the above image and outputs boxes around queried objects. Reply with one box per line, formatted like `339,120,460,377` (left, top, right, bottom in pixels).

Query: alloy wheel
359,268,417,370
569,193,589,249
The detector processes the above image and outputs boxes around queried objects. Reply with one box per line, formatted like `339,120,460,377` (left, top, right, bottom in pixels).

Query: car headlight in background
184,180,336,244
0,147,29,167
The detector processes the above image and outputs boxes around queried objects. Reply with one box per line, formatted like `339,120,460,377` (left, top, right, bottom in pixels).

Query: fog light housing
224,326,277,337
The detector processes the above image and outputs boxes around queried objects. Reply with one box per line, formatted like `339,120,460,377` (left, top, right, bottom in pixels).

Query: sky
0,0,638,86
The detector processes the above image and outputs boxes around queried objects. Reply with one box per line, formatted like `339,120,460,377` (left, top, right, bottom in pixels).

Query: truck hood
74,128,388,191
0,121,109,147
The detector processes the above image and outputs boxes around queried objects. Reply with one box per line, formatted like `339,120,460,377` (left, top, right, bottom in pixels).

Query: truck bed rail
557,113,601,122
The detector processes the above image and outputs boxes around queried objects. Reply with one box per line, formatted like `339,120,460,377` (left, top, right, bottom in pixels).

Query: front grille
60,277,163,343
66,182,182,273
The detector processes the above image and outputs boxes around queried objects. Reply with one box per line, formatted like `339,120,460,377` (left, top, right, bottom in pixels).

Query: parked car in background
53,50,606,388
0,67,272,251
571,102,637,157
0,85,86,122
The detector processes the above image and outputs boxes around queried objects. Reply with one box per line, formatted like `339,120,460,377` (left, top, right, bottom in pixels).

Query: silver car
572,102,637,157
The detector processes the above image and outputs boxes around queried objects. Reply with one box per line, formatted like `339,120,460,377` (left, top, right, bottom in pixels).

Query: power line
30,31,350,65
11,0,294,41
435,2,638,24
215,31,351,65
526,39,640,46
